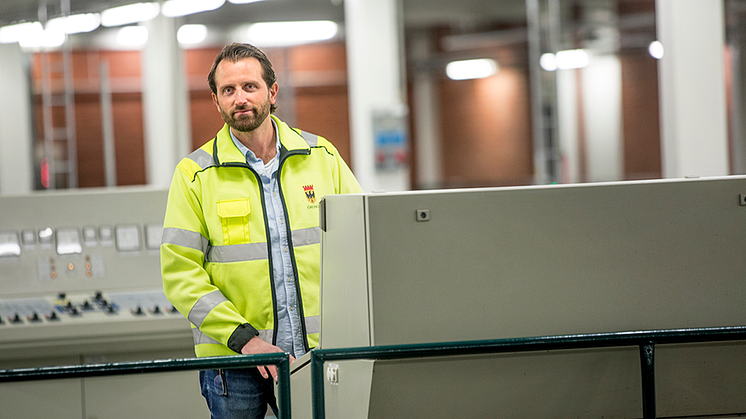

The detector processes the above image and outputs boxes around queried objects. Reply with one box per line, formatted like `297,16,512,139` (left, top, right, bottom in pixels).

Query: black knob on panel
134,306,145,316
10,314,22,324
47,311,59,321
29,312,41,322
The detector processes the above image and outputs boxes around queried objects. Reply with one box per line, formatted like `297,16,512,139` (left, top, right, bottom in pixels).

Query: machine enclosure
288,176,746,419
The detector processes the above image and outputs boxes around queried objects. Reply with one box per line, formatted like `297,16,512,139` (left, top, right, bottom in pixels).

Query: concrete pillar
582,55,623,182
344,0,410,192
0,43,34,195
410,30,442,190
656,0,729,178
142,15,192,188
731,43,746,174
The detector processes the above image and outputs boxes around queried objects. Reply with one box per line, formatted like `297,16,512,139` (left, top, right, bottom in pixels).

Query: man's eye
224,87,234,94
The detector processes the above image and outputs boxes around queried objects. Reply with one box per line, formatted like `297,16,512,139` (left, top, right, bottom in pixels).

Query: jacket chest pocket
217,199,251,245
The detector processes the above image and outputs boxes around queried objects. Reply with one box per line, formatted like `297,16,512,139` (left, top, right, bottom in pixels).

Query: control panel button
0,231,21,257
21,229,36,245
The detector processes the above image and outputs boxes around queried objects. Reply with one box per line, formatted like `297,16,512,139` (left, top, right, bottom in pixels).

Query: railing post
639,343,656,419
276,355,292,419
311,350,327,419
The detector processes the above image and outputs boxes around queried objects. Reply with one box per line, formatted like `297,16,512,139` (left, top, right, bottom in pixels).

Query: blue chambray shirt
230,120,305,358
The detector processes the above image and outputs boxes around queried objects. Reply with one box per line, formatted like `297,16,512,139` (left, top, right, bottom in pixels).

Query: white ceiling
0,0,528,29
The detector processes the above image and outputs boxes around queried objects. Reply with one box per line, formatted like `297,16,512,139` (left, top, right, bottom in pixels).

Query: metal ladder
38,0,77,189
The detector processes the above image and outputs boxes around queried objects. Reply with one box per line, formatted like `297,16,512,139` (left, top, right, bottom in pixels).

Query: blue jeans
200,368,278,419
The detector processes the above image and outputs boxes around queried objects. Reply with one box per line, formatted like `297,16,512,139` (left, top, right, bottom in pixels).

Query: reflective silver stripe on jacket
187,148,215,170
206,242,269,263
188,289,228,328
162,227,210,255
305,315,320,334
291,227,321,247
298,130,318,148
192,328,222,346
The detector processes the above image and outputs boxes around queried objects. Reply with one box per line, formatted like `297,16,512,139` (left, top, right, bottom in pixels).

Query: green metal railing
1,326,745,419
0,352,292,419
310,326,746,419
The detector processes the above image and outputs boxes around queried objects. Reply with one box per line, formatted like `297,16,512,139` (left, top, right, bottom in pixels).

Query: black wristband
227,323,260,353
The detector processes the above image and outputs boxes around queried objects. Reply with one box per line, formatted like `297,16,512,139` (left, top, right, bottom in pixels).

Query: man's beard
219,96,271,133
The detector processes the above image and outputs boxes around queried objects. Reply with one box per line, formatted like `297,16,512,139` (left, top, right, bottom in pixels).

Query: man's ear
269,83,278,105
212,92,220,112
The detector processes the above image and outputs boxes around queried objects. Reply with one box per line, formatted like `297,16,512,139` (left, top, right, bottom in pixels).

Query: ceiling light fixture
162,0,225,17
244,20,338,47
648,41,664,60
228,0,269,4
178,24,208,45
540,49,591,71
116,26,149,47
101,3,160,27
446,58,498,81
47,13,101,34
0,22,42,44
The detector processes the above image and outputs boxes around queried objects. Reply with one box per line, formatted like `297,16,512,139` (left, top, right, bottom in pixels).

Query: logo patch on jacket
303,185,316,204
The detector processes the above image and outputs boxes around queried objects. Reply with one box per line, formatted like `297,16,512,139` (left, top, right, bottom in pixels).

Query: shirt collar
230,119,280,160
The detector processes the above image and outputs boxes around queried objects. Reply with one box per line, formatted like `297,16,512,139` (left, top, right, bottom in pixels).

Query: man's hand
240,336,296,381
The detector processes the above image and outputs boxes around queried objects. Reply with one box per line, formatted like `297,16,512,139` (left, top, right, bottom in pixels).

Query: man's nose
234,88,249,104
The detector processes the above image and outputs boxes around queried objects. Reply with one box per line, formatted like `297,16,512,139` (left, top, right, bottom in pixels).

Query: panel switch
326,363,339,385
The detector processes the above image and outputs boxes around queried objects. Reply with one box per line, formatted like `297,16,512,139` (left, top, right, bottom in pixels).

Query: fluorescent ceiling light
540,49,591,71
117,26,148,47
47,13,101,34
556,49,590,70
228,0,269,3
539,53,558,71
20,28,65,49
0,22,42,44
446,58,498,81
0,22,65,48
162,0,225,17
178,24,208,45
648,41,664,59
245,20,338,47
101,3,160,27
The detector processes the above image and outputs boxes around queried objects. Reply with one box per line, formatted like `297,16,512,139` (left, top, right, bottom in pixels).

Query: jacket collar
213,114,311,165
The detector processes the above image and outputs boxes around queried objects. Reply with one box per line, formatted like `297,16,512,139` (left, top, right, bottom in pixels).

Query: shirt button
289,306,295,312
280,219,285,224
283,246,289,252
287,276,293,282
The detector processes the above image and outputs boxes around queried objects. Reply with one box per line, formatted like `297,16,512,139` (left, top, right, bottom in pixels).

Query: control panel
0,187,192,364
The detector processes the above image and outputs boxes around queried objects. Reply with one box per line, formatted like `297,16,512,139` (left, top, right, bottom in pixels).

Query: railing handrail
0,352,293,419
310,326,746,419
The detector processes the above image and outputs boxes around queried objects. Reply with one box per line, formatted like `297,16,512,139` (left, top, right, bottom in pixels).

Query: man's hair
208,43,277,113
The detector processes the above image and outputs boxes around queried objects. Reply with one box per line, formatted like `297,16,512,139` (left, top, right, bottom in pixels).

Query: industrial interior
0,0,745,418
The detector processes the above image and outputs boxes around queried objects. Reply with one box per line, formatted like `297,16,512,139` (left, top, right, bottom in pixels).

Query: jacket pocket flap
217,199,250,217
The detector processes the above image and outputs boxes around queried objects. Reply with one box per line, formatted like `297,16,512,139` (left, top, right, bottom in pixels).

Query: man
161,43,362,418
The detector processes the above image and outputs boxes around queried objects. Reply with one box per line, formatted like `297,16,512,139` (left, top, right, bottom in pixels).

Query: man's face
212,57,278,133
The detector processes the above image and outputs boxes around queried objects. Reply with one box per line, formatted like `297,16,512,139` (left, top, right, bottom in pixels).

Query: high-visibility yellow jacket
161,115,362,357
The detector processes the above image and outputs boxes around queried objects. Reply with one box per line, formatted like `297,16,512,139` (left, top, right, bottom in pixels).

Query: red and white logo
303,185,316,204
